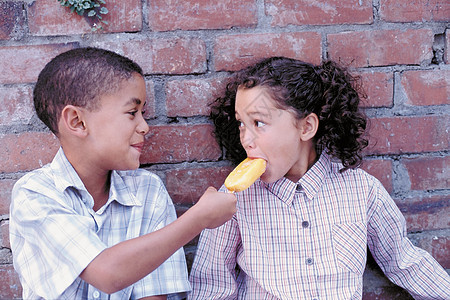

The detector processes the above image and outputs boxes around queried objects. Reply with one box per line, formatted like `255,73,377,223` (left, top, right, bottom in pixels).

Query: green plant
58,0,109,31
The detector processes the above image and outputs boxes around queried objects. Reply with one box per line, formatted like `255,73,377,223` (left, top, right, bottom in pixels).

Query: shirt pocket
332,222,367,275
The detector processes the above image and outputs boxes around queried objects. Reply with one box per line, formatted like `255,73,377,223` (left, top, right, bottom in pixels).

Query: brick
0,43,77,84
166,166,233,205
0,179,15,216
140,124,221,164
328,29,434,67
0,1,26,40
0,220,10,248
149,0,257,31
379,0,450,22
93,38,206,75
266,0,373,26
410,233,450,268
358,72,393,108
395,195,450,232
0,85,34,126
402,156,449,191
400,70,450,106
166,77,228,117
361,159,393,194
0,264,22,299
28,0,142,36
365,115,448,155
144,80,156,119
214,32,322,71
445,29,450,64
0,132,60,173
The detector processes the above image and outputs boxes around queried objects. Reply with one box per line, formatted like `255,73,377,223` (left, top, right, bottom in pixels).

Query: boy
9,47,237,299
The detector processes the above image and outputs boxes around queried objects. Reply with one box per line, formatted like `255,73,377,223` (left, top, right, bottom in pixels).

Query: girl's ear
61,105,87,137
300,113,319,141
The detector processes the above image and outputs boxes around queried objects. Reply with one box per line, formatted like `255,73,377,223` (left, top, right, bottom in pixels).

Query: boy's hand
195,187,237,229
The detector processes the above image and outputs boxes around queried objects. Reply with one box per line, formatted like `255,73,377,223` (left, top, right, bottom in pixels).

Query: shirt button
93,290,100,299
302,221,309,228
296,184,302,191
306,258,314,265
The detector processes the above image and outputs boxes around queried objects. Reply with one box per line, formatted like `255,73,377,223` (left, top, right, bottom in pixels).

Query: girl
189,57,450,299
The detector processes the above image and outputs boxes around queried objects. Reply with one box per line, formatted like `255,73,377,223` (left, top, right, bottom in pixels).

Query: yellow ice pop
225,158,266,192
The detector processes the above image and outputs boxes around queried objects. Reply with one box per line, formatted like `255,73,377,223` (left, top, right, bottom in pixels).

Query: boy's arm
367,181,450,298
80,187,236,294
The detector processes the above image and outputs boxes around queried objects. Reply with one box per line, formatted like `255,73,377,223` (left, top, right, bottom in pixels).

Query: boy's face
235,86,311,183
82,73,149,171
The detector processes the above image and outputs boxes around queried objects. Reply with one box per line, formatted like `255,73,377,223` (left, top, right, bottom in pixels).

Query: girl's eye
128,110,137,116
255,121,266,128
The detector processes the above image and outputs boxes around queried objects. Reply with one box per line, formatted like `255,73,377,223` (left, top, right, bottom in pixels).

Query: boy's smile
235,86,316,184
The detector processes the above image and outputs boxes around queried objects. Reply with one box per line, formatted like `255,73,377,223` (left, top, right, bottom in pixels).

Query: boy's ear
300,113,319,141
61,105,87,137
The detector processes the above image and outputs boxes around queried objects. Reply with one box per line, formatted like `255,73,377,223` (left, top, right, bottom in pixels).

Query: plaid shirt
189,152,450,299
10,148,190,299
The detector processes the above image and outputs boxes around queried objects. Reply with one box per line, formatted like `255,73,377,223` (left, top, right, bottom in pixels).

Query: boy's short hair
33,47,143,135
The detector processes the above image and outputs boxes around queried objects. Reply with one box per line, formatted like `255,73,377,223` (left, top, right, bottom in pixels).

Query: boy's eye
128,110,138,116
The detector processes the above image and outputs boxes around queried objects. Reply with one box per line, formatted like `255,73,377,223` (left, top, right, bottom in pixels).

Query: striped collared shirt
189,152,450,299
10,148,190,299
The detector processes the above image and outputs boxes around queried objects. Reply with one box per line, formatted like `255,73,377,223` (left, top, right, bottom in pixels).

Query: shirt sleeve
188,215,241,300
366,179,450,299
9,183,107,299
131,176,190,299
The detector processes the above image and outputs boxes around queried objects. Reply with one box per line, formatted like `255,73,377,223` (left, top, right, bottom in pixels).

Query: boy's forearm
80,204,206,294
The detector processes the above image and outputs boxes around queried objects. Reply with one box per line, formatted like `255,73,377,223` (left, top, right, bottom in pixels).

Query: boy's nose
138,118,150,135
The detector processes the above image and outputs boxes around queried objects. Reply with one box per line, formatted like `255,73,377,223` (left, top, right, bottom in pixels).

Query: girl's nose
240,127,256,149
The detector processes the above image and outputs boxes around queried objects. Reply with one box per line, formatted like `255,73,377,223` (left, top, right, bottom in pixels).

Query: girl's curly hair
210,57,368,170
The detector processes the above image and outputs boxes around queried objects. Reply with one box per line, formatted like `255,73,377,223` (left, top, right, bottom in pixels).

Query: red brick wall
0,0,448,298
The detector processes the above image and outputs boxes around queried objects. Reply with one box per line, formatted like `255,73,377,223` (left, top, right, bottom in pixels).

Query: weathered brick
328,29,434,67
445,29,450,64
358,71,394,108
166,77,228,117
266,0,373,26
149,0,257,31
410,233,449,268
366,115,448,155
144,80,156,119
402,156,449,191
0,85,34,126
140,124,221,164
93,38,206,75
400,69,450,106
214,32,322,71
0,132,60,173
379,0,450,22
28,0,142,36
166,166,233,205
0,1,26,40
361,159,393,194
396,195,450,232
0,264,22,299
0,43,77,84
0,179,15,216
0,220,10,248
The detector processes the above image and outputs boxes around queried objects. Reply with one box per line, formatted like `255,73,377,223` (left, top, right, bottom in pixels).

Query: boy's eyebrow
124,97,143,106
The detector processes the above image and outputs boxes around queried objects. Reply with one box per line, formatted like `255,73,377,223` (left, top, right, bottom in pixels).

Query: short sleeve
131,176,190,299
10,185,107,299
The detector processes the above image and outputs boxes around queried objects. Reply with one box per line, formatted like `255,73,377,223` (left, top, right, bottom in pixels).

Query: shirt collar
262,151,332,204
50,147,141,209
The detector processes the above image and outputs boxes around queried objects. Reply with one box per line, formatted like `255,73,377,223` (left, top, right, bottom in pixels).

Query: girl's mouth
131,142,144,153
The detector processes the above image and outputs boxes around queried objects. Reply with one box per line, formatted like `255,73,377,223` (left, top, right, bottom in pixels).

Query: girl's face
82,73,149,172
235,86,315,183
